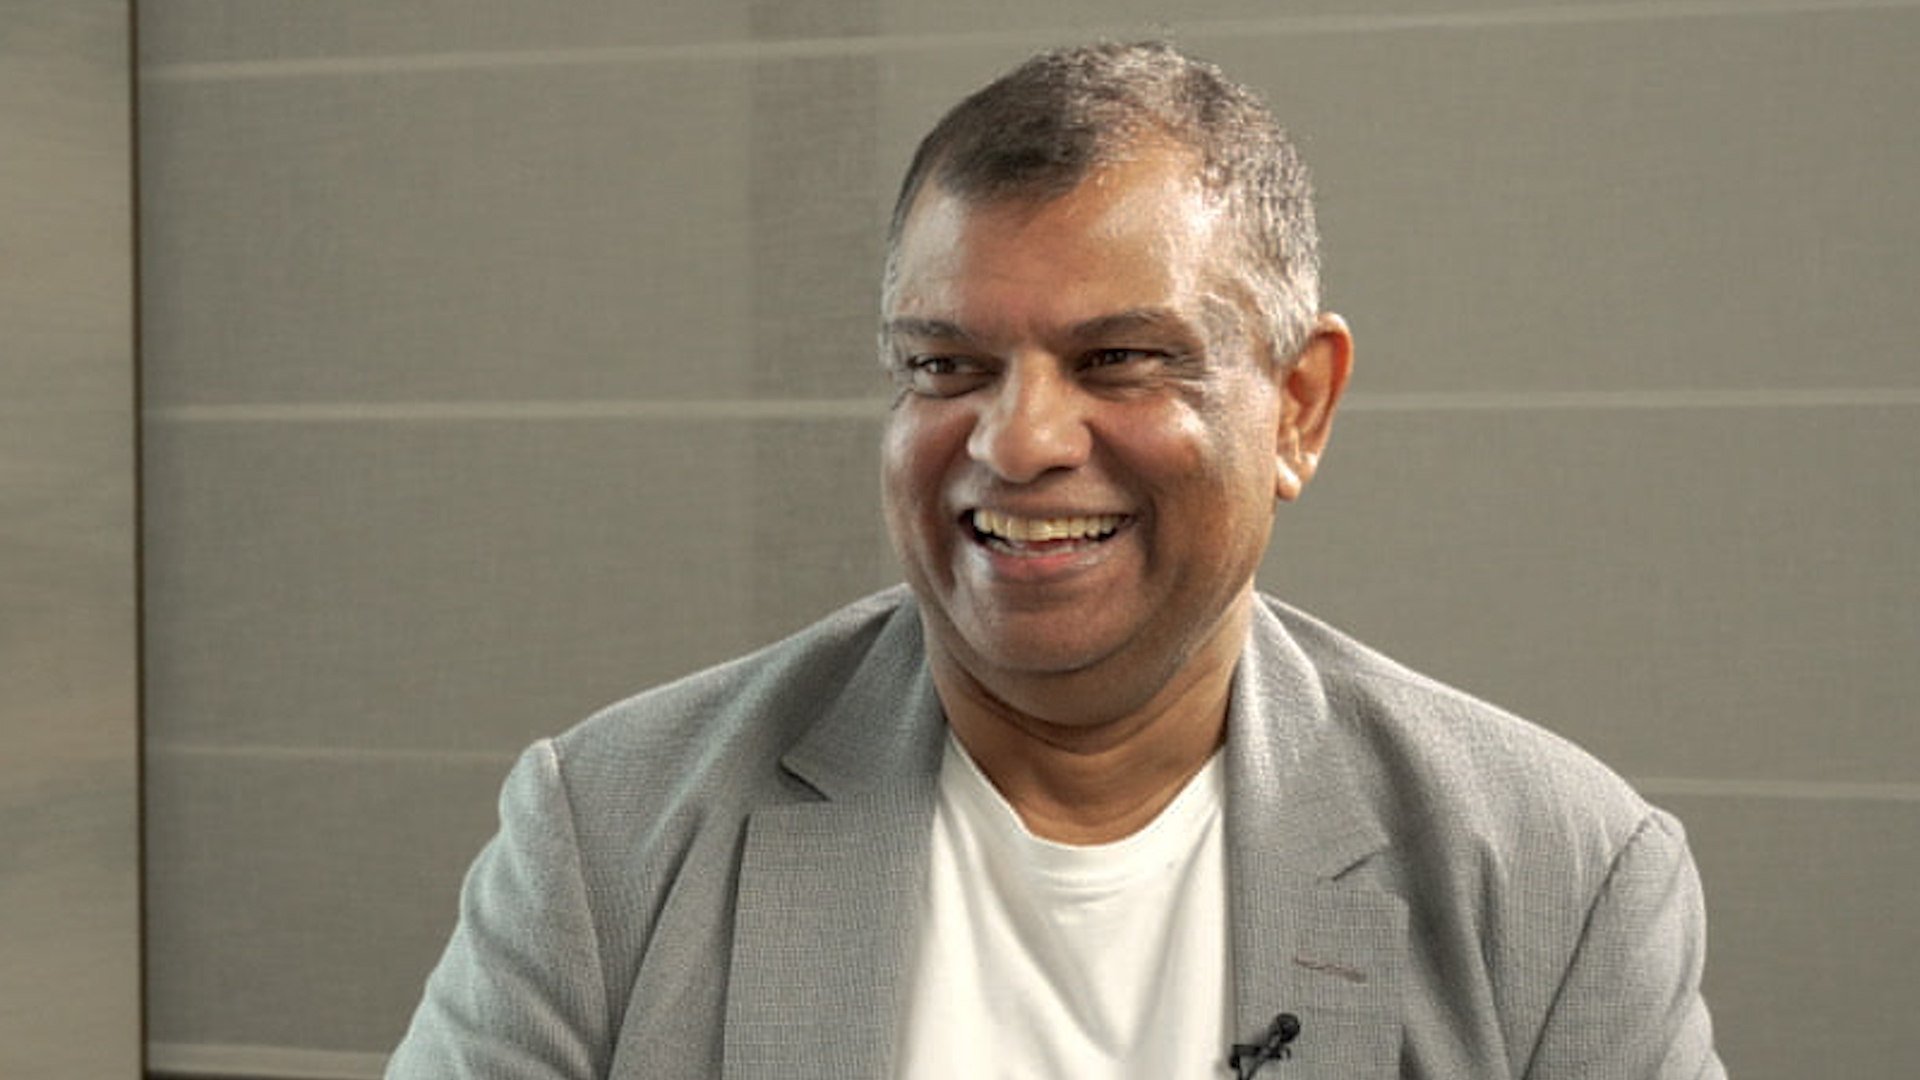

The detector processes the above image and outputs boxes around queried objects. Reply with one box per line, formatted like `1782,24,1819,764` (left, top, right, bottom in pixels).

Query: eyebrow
1069,308,1191,341
881,316,974,343
882,308,1199,343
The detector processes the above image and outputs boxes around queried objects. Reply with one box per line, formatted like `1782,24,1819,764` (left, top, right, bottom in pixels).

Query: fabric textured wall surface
137,2,1919,1078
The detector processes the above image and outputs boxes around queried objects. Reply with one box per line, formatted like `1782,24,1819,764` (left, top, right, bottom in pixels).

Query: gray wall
0,1,142,1076
135,3,1918,1078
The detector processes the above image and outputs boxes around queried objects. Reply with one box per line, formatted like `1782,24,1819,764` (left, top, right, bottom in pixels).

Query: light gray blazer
389,588,1723,1079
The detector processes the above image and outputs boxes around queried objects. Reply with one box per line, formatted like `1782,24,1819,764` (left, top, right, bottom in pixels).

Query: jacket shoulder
549,586,916,805
1256,594,1655,869
1250,597,1717,1077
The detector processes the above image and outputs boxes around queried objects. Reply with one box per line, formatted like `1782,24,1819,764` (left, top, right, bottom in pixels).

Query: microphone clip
1228,1012,1300,1080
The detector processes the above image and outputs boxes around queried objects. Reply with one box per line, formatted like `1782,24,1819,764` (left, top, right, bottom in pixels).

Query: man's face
881,147,1327,718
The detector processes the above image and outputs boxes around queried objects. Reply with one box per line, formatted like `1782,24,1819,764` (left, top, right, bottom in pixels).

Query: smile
968,509,1127,550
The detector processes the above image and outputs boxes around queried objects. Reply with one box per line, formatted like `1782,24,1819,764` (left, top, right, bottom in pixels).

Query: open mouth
965,509,1128,553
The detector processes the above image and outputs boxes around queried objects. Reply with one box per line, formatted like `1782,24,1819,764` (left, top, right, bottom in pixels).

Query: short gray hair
884,41,1321,363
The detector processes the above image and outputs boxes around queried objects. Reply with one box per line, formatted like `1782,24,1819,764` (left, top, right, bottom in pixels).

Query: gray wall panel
140,0,757,65
136,2,1919,1075
748,56,886,399
751,0,877,40
142,419,759,752
1209,8,1920,396
879,0,1690,36
1672,793,1920,1078
749,417,896,638
144,749,509,1055
1267,405,1920,785
140,64,756,407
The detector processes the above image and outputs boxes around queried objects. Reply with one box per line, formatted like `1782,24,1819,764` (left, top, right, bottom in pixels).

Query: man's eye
1081,348,1161,372
899,355,985,397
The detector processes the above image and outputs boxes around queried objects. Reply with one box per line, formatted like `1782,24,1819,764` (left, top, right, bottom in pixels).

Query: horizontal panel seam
146,399,890,423
142,389,1920,424
1344,388,1920,412
141,0,1920,83
148,1042,385,1080
147,742,517,767
1634,776,1920,803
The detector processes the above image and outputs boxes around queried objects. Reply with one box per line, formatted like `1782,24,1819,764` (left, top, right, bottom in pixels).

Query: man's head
880,43,1351,726
884,40,1321,366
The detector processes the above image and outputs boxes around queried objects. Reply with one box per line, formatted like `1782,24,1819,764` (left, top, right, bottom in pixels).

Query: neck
930,596,1250,845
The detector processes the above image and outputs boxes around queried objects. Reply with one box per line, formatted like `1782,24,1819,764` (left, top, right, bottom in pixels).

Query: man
391,42,1723,1079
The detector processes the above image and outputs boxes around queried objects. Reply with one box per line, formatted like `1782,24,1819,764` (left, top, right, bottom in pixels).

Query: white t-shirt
896,734,1232,1079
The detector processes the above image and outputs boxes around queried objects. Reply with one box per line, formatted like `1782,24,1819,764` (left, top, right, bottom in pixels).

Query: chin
956,626,1130,681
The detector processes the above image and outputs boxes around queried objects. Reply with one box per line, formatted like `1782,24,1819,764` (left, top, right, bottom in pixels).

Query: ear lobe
1274,313,1354,502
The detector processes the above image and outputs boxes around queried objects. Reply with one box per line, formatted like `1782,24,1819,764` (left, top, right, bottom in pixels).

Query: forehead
887,150,1236,331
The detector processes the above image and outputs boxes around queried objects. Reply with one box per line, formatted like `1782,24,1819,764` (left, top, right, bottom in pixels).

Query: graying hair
883,41,1321,363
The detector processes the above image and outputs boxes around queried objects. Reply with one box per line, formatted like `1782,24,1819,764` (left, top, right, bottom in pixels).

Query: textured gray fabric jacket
388,587,1724,1079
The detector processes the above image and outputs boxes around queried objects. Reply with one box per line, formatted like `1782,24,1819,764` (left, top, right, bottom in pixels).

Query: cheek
1121,399,1245,485
881,409,962,523
1151,394,1283,510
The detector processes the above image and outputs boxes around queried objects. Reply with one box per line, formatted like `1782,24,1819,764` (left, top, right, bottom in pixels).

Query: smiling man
879,133,1347,842
392,42,1724,1080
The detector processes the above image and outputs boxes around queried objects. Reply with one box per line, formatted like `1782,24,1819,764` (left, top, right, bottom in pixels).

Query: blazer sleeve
387,740,612,1079
1521,809,1727,1080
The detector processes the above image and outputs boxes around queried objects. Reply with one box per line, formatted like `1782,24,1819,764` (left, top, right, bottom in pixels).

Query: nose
966,358,1091,483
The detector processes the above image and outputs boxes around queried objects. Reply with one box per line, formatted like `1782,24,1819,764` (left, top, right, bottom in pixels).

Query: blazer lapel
723,601,945,1080
1226,601,1407,1078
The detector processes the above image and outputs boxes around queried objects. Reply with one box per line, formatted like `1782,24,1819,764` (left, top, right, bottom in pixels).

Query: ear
1274,312,1354,502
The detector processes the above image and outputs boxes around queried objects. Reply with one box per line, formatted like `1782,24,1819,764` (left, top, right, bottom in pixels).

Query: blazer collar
774,589,944,803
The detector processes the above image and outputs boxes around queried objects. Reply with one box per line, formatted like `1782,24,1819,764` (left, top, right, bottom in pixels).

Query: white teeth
971,510,1124,543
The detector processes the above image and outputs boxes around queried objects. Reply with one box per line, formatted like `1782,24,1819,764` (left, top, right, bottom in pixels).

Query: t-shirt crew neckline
940,730,1227,897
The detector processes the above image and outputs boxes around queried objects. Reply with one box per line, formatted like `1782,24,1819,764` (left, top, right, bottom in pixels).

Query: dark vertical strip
126,0,152,1071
